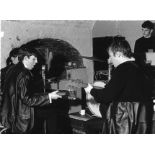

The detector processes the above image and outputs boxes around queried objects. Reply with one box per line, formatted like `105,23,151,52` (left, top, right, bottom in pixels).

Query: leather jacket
105,101,153,134
1,62,50,133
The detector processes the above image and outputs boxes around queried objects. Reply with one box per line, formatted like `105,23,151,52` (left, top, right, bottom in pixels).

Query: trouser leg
33,106,72,134
33,107,58,134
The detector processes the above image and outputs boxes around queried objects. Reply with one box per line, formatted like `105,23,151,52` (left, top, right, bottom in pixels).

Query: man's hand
48,91,62,103
84,83,93,94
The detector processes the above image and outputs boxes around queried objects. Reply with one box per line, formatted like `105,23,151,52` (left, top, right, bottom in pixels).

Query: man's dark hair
18,47,38,62
142,20,154,30
108,36,133,58
6,48,19,66
9,48,19,57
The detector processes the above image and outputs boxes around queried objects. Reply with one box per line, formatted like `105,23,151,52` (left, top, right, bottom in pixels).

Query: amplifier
50,67,88,99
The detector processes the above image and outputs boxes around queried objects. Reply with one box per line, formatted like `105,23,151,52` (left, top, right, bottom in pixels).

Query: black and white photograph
0,0,155,155
1,20,155,134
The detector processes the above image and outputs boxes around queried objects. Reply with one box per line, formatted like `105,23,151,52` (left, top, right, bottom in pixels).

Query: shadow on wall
18,38,84,79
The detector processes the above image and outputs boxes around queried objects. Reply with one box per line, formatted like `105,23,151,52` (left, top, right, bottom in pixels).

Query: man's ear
115,52,122,57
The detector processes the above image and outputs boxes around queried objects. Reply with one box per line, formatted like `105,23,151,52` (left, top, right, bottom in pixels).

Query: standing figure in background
1,48,20,92
0,48,20,111
0,48,62,133
134,20,155,67
84,36,153,134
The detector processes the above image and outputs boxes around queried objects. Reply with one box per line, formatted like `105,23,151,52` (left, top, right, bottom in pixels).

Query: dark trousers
31,105,72,134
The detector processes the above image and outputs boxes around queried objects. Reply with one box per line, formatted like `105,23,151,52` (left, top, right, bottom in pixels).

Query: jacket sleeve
17,73,50,107
90,70,125,105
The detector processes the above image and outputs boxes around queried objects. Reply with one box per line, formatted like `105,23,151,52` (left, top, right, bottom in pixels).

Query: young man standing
0,48,62,133
134,20,155,66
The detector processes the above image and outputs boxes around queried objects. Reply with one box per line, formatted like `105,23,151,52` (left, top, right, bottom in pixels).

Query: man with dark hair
84,36,153,134
1,48,20,92
134,20,155,66
0,48,62,133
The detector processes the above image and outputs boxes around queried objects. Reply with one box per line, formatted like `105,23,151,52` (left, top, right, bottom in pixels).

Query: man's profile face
142,28,153,38
25,55,38,70
108,50,120,67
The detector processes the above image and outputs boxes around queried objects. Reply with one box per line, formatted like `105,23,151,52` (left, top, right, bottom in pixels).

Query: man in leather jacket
0,48,62,133
85,36,153,134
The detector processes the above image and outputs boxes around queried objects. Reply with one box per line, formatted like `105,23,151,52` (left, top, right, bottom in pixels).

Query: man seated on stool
84,36,153,134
